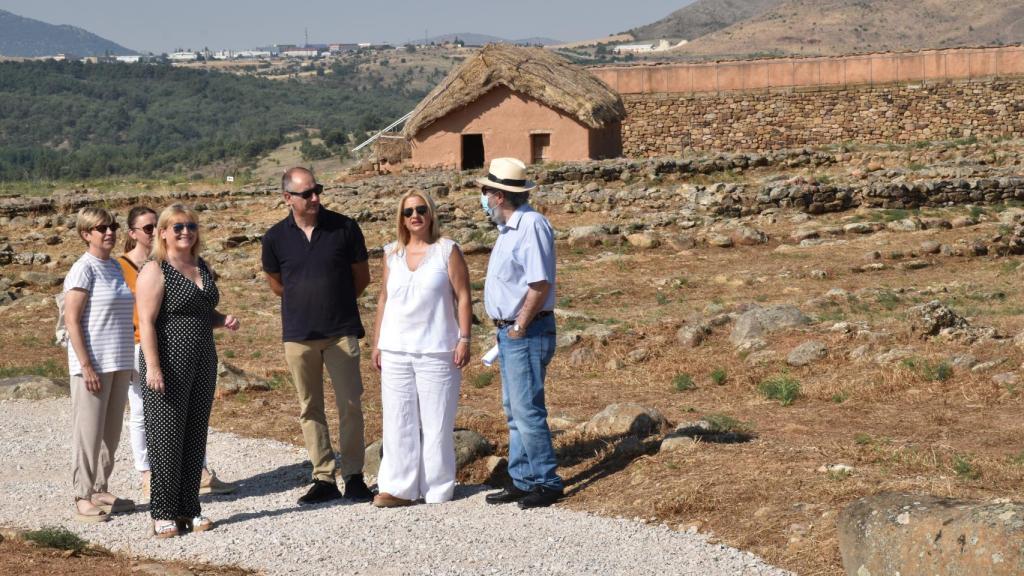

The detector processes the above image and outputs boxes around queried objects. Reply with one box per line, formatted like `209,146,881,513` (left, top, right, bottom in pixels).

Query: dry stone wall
622,79,1024,157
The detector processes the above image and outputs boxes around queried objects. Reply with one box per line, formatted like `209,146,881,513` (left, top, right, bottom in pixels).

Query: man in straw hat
478,157,564,509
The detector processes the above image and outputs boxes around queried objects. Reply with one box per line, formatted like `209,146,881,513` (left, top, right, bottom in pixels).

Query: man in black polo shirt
262,166,373,504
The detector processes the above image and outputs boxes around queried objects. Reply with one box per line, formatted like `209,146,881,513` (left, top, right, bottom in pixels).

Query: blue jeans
497,314,563,492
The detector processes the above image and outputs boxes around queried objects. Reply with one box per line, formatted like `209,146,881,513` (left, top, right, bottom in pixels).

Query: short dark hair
281,167,316,193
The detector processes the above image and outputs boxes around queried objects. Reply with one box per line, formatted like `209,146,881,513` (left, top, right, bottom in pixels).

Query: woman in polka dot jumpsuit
136,204,240,538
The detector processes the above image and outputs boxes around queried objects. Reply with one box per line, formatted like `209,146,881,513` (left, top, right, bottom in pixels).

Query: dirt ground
4,184,1024,575
0,537,252,576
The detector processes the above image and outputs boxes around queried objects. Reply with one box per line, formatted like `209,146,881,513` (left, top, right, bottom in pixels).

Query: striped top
63,252,135,376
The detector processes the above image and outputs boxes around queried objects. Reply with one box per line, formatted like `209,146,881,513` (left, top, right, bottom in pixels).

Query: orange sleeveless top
116,255,141,343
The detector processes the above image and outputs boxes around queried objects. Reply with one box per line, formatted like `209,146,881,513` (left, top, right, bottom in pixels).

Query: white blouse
377,238,461,354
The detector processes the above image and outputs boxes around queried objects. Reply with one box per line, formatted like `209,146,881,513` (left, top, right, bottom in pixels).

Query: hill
668,0,1024,58
0,9,134,57
629,0,786,42
0,60,422,181
419,32,561,47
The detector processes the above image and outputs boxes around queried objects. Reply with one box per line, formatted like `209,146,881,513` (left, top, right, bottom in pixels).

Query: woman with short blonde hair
370,191,472,507
136,204,239,537
64,207,136,522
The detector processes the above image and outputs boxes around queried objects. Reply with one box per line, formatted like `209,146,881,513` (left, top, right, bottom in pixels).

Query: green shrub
953,454,981,479
24,527,87,552
672,373,695,392
854,432,873,445
831,391,849,403
472,371,495,389
758,375,801,406
702,413,753,435
709,368,727,386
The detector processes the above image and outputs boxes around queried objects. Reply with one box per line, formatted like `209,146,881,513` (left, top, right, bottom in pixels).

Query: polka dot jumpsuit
141,259,219,522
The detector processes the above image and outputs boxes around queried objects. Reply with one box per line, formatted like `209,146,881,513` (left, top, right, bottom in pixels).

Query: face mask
480,193,493,218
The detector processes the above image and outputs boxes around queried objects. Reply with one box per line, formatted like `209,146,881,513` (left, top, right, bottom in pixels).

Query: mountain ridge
0,9,134,57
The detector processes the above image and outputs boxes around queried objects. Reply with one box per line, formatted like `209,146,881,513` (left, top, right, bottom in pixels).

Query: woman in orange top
118,206,236,499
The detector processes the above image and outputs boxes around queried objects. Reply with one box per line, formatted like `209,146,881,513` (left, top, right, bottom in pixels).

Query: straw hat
475,157,537,194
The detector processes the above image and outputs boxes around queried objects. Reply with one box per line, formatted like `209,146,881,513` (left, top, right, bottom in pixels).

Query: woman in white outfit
371,190,472,507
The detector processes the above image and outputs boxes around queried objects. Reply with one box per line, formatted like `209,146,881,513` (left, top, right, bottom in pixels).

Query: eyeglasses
132,224,156,235
288,184,323,200
171,222,199,234
91,223,120,234
402,205,429,218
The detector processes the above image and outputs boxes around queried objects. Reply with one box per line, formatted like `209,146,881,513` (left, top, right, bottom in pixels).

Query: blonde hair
75,207,115,243
152,204,202,261
393,190,440,253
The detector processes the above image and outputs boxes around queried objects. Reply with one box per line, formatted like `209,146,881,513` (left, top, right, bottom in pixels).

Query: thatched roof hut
403,44,626,138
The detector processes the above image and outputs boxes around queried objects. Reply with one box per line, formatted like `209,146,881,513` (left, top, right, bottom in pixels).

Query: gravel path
0,399,791,576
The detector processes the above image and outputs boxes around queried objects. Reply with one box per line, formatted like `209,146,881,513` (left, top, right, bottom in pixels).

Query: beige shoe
199,468,237,495
372,492,415,508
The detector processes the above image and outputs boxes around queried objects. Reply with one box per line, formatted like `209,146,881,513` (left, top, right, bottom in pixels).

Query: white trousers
127,344,149,471
126,343,206,473
378,350,461,503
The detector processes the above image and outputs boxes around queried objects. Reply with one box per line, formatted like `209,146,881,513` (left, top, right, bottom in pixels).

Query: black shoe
297,480,342,505
517,487,563,509
485,486,530,505
344,474,374,502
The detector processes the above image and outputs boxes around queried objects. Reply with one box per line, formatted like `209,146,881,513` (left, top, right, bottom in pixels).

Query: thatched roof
372,133,411,164
403,44,626,138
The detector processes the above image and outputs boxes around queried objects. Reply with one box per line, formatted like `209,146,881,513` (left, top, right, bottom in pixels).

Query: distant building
115,55,141,63
329,43,358,53
236,50,272,59
282,49,319,59
402,44,624,169
48,53,80,61
168,51,199,62
613,39,686,54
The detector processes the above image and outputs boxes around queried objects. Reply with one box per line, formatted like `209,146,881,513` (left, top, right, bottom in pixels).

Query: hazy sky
4,0,691,54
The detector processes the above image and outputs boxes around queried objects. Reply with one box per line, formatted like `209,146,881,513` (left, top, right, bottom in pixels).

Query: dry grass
3,189,1024,576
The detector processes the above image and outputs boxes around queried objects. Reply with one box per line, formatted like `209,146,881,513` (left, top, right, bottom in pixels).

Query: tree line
0,60,424,181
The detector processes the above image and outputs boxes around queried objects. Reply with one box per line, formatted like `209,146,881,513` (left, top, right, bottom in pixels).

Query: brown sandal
72,499,109,523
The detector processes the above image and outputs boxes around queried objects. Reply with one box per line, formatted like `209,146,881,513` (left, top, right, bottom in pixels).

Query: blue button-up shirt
484,204,556,321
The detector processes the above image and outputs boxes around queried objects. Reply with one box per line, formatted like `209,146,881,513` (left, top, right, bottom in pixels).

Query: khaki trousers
284,336,365,482
70,370,131,500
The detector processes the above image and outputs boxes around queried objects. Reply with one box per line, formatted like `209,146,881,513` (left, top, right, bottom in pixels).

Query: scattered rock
991,372,1020,387
787,341,828,367
971,357,1007,373
626,232,659,249
745,350,778,366
484,456,510,487
730,305,811,345
838,493,1024,576
626,348,649,363
0,375,69,400
659,435,696,453
568,346,599,367
215,361,272,396
454,430,494,469
908,300,969,339
899,259,930,270
583,403,668,437
919,240,942,254
676,322,711,348
708,234,734,248
730,226,768,246
363,439,383,479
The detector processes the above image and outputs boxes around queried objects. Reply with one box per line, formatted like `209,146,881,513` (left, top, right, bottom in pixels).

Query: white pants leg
378,351,461,503
127,343,149,472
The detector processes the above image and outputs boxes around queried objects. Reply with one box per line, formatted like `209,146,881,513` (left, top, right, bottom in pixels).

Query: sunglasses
288,184,323,200
171,222,199,234
402,205,429,218
133,224,156,235
91,223,120,234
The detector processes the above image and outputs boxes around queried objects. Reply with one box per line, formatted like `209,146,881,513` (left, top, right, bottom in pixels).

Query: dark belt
493,310,553,329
